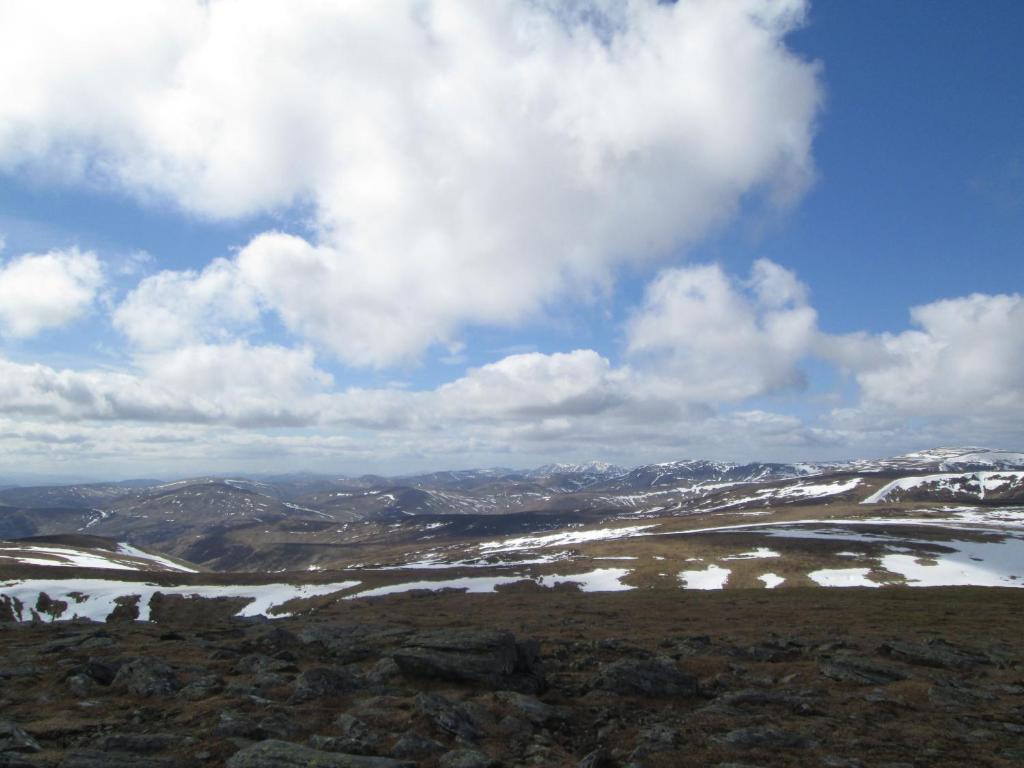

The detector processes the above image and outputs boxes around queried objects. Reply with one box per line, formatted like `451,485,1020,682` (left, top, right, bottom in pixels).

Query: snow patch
678,564,731,590
807,568,879,588
758,573,785,589
478,525,658,553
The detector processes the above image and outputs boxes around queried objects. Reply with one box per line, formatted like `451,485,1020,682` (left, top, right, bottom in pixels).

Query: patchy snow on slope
0,542,198,573
347,568,633,599
478,525,658,553
706,478,863,511
0,579,362,622
386,552,572,570
808,568,879,588
678,564,731,590
862,471,1024,504
114,543,198,572
722,548,780,560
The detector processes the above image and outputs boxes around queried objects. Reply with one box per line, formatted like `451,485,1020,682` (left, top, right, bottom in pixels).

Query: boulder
390,733,445,759
112,657,180,697
589,656,698,697
291,666,362,702
393,629,545,693
307,715,380,755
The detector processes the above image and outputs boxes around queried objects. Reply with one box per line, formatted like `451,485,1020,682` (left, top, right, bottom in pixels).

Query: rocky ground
0,587,1022,767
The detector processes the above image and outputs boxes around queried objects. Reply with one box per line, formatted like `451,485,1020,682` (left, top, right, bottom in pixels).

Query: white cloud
0,342,329,428
113,258,259,350
1,0,822,366
0,247,103,337
626,259,818,401
435,349,627,420
835,292,1024,419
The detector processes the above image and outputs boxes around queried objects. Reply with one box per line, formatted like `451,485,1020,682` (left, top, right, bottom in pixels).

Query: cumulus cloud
626,259,818,401
0,0,822,365
0,342,329,427
832,292,1024,419
113,258,260,350
0,247,103,337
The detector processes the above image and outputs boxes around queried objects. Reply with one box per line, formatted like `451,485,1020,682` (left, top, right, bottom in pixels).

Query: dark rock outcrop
589,656,698,697
392,629,545,692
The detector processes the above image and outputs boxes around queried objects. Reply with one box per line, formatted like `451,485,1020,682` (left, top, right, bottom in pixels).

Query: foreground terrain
0,587,1022,767
0,447,1022,765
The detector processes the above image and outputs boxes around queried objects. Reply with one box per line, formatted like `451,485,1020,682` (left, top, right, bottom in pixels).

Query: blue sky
0,0,1021,480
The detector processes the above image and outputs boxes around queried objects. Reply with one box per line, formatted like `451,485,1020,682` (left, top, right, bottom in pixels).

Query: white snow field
347,567,633,599
0,579,361,622
0,542,198,573
477,525,658,553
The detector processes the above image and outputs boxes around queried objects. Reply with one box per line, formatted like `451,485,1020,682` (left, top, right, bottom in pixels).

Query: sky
0,0,1022,481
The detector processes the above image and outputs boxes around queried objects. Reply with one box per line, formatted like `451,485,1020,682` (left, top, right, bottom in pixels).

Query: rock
718,688,823,715
589,656,698,697
928,682,996,708
67,673,99,697
225,740,414,768
179,674,224,701
112,657,180,697
0,720,40,753
366,657,401,686
415,692,485,741
213,712,265,740
392,629,545,693
61,751,187,767
577,748,612,768
307,715,379,755
244,626,301,655
494,690,567,725
438,749,495,768
390,733,445,759
719,725,812,750
235,653,299,675
291,666,362,702
0,754,36,768
299,624,407,664
878,639,990,671
74,658,121,686
820,654,908,685
96,733,177,753
258,712,302,741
